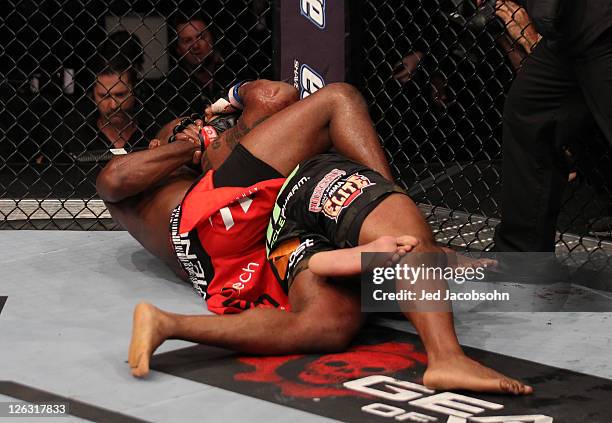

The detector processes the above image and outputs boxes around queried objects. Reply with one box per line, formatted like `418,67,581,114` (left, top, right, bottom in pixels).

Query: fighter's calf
288,270,363,354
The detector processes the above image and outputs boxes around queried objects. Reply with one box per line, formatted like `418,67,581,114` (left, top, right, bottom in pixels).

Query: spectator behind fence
100,31,145,75
54,52,159,164
160,13,228,118
392,0,455,110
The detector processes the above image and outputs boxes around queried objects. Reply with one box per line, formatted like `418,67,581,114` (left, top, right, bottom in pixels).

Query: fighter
96,80,532,394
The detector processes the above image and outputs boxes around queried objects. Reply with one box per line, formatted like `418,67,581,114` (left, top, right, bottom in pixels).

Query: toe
397,235,419,247
133,355,150,378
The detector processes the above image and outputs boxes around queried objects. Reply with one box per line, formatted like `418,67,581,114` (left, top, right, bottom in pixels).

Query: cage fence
1,0,611,277
359,0,612,275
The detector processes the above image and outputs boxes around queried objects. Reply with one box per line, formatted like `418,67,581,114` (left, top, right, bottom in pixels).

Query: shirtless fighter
97,80,532,394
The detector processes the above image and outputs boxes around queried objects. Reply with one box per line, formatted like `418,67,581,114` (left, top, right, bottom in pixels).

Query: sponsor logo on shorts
170,206,209,299
231,262,260,291
281,176,310,219
300,0,325,29
310,173,375,221
309,168,346,212
288,238,314,271
266,170,310,254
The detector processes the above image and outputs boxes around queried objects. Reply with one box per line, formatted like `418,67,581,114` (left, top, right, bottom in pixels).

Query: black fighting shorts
266,153,405,287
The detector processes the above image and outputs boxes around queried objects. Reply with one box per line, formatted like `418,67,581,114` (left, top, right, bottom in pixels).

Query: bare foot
309,235,419,277
443,247,497,271
424,353,533,395
128,302,170,378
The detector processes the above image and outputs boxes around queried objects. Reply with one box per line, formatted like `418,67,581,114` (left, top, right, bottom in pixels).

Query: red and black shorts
169,144,284,299
266,153,405,287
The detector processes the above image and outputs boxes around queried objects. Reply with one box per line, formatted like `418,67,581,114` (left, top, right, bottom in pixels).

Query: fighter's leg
199,80,301,171
129,269,364,377
239,83,393,180
157,80,391,179
358,193,532,394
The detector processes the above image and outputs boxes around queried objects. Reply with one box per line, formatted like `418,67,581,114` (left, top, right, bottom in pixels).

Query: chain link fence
360,0,612,276
1,0,273,229
1,1,611,275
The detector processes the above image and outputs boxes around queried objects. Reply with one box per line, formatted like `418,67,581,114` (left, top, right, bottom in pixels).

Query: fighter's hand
173,119,206,165
148,139,162,150
173,119,205,146
204,82,248,123
203,106,218,123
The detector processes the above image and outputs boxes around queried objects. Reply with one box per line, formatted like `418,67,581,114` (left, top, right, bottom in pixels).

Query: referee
493,0,612,252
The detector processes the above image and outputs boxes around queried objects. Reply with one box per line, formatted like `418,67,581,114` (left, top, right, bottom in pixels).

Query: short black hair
170,11,211,31
93,55,138,87
100,31,145,71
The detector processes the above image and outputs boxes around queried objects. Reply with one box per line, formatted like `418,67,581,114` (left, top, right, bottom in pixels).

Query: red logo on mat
234,342,427,398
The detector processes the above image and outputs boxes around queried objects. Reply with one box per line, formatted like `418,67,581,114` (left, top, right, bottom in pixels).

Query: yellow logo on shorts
322,173,374,221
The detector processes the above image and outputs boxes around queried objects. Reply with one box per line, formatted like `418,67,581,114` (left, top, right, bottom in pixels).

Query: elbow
96,163,126,203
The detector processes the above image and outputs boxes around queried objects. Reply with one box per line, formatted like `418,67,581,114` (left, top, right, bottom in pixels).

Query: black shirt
48,99,158,165
563,0,612,50
159,66,227,118
66,119,151,163
527,0,612,50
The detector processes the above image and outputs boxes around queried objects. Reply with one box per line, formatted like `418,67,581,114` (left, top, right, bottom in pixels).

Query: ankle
156,309,177,339
426,347,466,364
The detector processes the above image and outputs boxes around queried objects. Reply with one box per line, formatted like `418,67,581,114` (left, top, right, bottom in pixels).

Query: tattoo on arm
224,116,269,151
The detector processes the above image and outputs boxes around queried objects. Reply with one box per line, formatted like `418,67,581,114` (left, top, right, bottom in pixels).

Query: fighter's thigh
240,83,361,176
106,177,193,275
358,193,436,248
287,269,364,349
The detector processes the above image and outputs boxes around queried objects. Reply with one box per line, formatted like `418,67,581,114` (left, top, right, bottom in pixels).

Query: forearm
97,140,197,203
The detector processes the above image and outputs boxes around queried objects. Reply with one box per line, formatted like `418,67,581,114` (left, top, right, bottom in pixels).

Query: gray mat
1,231,611,422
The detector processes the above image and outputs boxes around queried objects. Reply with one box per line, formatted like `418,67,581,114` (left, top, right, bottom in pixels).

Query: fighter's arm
155,117,185,144
96,140,198,203
142,80,298,175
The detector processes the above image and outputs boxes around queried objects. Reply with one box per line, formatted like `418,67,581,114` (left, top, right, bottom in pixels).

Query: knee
96,163,125,203
320,82,364,106
245,79,298,114
298,308,361,353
